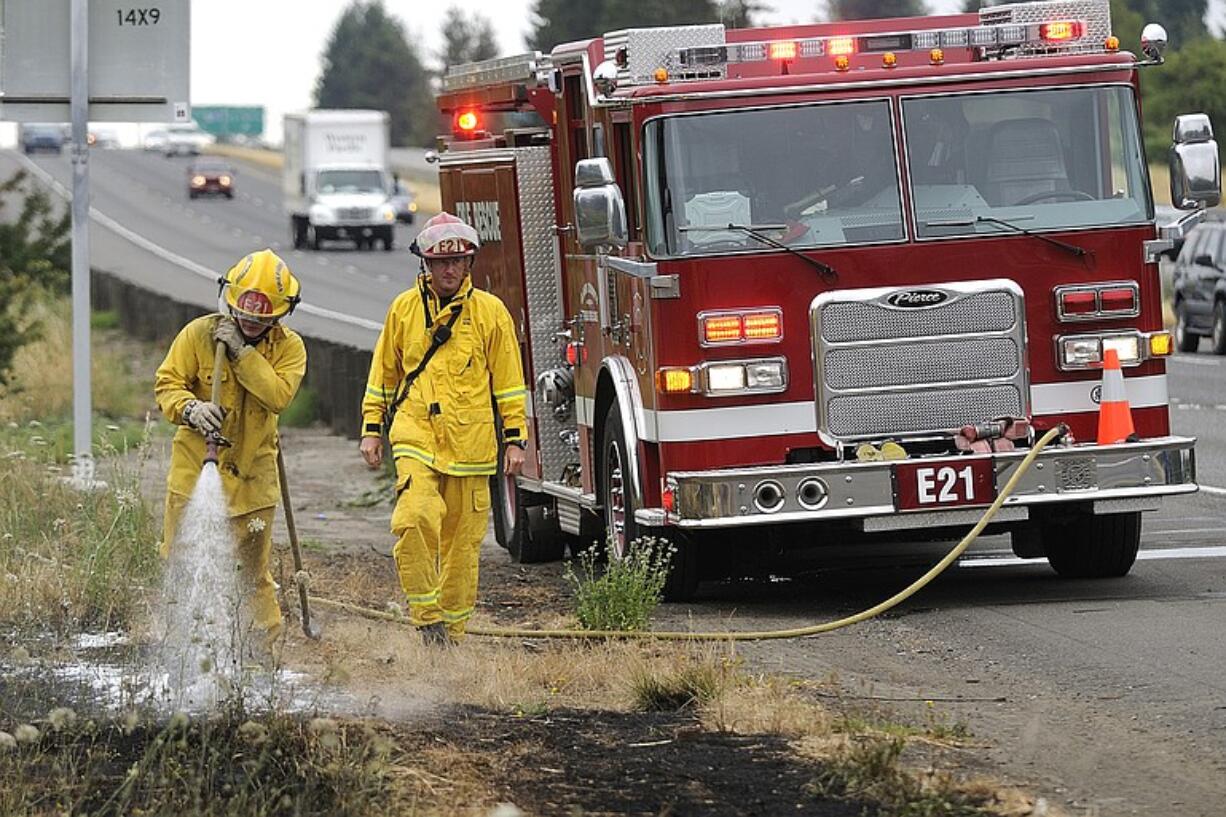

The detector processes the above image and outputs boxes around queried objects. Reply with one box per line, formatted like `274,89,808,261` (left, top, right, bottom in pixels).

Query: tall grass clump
0,440,160,633
0,296,164,462
565,537,672,631
0,708,398,817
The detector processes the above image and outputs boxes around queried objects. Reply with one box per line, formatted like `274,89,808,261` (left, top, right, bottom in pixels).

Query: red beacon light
454,110,481,137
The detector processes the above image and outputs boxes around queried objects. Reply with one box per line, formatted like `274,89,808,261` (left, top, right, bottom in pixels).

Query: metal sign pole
69,0,95,487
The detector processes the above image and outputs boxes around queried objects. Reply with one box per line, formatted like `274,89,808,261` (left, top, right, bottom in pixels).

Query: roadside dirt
132,426,1223,816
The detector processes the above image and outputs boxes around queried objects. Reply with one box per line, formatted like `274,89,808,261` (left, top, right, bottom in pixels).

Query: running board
520,478,598,536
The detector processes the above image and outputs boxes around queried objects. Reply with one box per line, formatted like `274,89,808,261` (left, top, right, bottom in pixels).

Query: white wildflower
26,420,42,428
246,517,266,534
238,720,268,746
47,707,76,731
0,732,15,751
14,724,39,744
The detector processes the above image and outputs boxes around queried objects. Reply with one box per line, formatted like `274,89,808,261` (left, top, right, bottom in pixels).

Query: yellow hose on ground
309,427,1063,642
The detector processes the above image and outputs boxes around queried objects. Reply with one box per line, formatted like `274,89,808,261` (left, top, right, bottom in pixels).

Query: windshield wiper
924,215,1090,259
680,223,838,282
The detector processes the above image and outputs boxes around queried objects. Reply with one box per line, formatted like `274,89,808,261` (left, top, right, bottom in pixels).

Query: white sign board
0,0,189,123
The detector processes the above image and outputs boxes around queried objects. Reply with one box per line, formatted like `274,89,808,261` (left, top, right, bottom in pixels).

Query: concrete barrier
92,268,372,439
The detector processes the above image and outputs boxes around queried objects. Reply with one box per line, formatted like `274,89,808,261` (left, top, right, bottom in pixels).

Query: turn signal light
701,315,742,344
1149,331,1173,358
743,311,782,340
1055,283,1140,322
656,367,695,394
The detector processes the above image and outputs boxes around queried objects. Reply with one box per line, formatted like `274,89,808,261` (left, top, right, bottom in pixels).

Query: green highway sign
193,105,264,138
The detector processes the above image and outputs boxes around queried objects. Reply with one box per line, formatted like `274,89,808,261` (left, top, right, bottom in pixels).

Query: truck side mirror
573,157,628,251
1170,113,1221,210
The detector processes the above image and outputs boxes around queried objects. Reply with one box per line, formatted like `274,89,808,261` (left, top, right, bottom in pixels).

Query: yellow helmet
218,249,301,327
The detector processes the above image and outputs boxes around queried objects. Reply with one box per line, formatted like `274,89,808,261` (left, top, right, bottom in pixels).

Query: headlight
191,175,205,187
309,205,335,225
219,175,232,187
700,357,788,396
380,205,396,222
1056,331,1166,370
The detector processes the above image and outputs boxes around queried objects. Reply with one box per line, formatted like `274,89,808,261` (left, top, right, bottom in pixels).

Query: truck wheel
1043,511,1141,578
291,219,306,250
308,225,323,251
382,228,395,252
491,458,565,563
1212,301,1226,355
1175,301,1200,353
600,403,699,600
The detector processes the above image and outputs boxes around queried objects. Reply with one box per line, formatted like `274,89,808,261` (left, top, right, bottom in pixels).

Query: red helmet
412,212,480,259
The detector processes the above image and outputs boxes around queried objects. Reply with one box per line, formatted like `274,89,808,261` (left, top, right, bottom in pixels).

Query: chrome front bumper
637,436,1196,531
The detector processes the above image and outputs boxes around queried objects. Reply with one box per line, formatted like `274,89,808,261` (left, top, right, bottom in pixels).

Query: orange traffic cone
1097,348,1137,445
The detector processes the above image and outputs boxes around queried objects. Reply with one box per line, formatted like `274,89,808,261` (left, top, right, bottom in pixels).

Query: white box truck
283,109,397,251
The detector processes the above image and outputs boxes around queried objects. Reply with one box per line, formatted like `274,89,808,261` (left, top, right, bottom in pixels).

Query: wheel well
593,369,617,498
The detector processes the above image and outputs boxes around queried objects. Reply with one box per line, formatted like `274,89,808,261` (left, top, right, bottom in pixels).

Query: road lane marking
1198,485,1226,497
960,545,1226,568
13,152,383,333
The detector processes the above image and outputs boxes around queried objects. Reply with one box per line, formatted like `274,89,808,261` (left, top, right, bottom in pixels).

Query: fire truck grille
828,386,1025,438
811,280,1029,442
824,338,1020,390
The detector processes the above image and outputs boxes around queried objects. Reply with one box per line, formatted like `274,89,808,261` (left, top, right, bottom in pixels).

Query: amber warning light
768,40,798,61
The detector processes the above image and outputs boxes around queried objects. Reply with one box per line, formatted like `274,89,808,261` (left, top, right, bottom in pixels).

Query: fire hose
305,426,1063,641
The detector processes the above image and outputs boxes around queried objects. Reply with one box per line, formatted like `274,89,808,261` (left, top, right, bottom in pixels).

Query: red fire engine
431,0,1218,599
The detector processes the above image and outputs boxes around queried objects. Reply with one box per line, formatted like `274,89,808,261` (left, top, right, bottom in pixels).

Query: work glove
182,399,226,435
213,317,248,361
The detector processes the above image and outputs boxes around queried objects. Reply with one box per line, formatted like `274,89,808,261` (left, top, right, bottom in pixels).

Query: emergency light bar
672,19,1090,71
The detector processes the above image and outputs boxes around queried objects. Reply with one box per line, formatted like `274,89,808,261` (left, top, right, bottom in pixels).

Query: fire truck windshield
905,85,1152,239
644,99,905,257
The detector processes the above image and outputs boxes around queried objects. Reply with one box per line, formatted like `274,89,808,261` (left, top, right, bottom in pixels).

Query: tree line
317,0,1226,162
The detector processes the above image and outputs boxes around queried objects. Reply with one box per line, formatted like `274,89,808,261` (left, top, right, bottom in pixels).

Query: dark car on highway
20,124,63,155
1172,220,1226,354
187,159,235,200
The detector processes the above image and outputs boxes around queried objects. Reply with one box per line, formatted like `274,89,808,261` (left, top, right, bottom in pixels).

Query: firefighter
359,212,527,645
155,249,306,644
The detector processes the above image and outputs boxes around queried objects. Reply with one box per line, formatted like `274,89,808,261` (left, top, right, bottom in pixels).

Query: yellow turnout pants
161,492,283,637
391,457,490,639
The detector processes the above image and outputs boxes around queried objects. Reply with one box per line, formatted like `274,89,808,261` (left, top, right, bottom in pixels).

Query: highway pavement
0,147,435,349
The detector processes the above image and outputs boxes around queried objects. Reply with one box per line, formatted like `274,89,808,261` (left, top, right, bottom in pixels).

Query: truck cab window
643,100,904,258
904,86,1152,239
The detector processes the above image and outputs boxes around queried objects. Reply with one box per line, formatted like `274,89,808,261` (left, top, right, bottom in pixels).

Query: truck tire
490,456,565,563
600,402,699,601
1174,301,1199,353
291,218,306,250
1043,511,1141,578
381,227,395,252
1212,300,1226,355
308,225,323,251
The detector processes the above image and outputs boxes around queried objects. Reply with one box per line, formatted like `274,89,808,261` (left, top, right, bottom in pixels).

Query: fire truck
431,0,1218,599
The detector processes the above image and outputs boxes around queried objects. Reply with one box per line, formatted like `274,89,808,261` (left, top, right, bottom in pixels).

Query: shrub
280,385,320,428
565,537,673,631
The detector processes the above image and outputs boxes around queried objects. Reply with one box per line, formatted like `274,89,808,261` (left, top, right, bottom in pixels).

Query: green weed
280,385,320,428
630,659,726,712
565,537,672,631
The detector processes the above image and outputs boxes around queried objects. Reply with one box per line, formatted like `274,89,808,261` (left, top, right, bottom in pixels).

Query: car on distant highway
20,124,63,155
164,123,214,157
187,158,236,199
88,128,120,149
143,129,169,151
389,179,418,224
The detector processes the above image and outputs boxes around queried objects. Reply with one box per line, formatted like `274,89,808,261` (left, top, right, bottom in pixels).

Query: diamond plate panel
514,145,575,481
603,25,726,85
981,0,1111,55
820,291,1017,343
824,338,1019,390
827,386,1024,438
